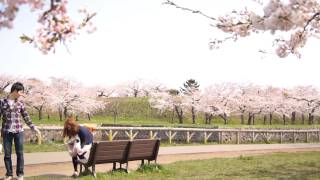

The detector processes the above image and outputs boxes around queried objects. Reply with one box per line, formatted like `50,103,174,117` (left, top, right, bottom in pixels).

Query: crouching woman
63,117,93,177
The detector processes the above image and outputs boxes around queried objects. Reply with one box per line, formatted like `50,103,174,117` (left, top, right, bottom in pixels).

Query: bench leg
125,162,129,173
92,164,96,178
141,159,144,166
113,162,116,171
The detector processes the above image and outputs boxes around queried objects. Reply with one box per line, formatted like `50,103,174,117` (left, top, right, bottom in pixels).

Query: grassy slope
28,97,320,129
27,151,320,180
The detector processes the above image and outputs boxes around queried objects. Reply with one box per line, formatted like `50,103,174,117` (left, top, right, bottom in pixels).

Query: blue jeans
3,131,24,177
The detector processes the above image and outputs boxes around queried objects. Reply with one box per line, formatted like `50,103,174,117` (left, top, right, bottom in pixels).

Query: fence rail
31,126,320,144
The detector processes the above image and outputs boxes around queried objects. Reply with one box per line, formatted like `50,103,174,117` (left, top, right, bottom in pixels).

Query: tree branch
163,0,216,21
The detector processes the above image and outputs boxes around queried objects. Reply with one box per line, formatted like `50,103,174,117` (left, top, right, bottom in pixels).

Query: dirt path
1,147,319,179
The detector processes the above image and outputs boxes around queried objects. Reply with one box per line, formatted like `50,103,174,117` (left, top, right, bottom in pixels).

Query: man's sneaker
17,175,24,180
4,176,13,180
72,171,79,178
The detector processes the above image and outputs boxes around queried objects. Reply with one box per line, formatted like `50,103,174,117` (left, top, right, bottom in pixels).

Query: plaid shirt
0,97,35,133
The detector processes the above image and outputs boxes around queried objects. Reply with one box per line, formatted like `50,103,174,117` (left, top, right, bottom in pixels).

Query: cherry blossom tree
141,80,167,97
181,79,200,124
271,88,298,125
149,89,187,124
48,77,82,120
0,74,14,94
1,0,96,54
125,79,146,98
23,78,51,120
259,86,281,125
164,0,320,58
70,87,106,121
284,85,320,124
92,86,115,98
233,84,255,124
199,83,239,124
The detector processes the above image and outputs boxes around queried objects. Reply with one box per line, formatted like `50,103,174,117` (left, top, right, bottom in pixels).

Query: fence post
105,129,118,141
149,131,158,140
165,130,177,144
36,131,42,145
218,131,222,144
252,132,255,143
186,131,195,144
236,131,240,144
203,132,212,144
125,128,138,141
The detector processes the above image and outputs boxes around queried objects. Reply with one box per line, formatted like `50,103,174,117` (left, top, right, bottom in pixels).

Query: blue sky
1,0,320,89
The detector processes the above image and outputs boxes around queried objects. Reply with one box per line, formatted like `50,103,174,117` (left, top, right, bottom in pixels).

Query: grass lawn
26,151,320,180
23,141,66,153
30,115,320,129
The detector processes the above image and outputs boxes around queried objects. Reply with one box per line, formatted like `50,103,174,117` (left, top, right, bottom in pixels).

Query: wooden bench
78,139,160,177
128,139,160,165
78,140,131,177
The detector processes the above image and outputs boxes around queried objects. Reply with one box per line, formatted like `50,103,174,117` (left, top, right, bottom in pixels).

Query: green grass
12,141,67,153
26,151,320,179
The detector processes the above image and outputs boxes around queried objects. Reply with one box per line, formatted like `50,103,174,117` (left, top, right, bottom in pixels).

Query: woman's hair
11,82,24,93
63,117,80,138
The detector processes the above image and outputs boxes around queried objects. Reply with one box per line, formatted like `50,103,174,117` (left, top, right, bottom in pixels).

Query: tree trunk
248,112,252,125
76,115,79,121
113,111,117,124
291,111,296,124
263,115,267,125
219,113,228,124
87,113,91,121
252,114,255,125
240,113,244,124
63,107,68,118
38,109,43,121
269,113,273,125
308,113,314,125
205,113,209,124
302,114,305,124
205,113,213,124
47,114,50,120
175,106,183,124
209,114,213,124
58,109,63,121
171,110,175,124
283,114,286,125
35,106,43,121
134,89,138,97
191,106,196,124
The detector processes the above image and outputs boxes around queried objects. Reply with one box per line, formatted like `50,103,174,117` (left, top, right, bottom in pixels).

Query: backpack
82,123,97,133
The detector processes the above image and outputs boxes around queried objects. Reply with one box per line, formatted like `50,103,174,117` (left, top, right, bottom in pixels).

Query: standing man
0,82,40,180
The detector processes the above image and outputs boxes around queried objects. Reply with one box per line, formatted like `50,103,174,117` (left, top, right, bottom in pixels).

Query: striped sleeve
20,101,35,130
